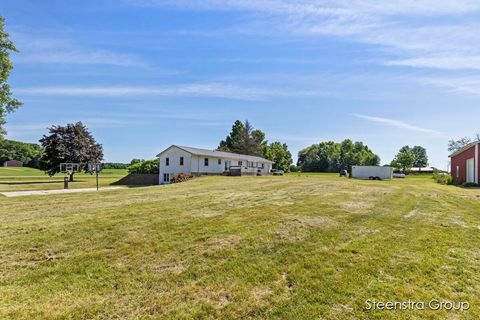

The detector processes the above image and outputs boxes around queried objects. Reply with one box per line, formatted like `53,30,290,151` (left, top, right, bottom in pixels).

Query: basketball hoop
60,163,80,175
88,163,102,191
59,163,80,189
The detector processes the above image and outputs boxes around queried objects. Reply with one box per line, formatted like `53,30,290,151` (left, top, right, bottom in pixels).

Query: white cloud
419,76,480,95
15,83,321,100
353,114,439,133
15,50,145,67
126,0,480,71
385,56,480,70
10,31,145,67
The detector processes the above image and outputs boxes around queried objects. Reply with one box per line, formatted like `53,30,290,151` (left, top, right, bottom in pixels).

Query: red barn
450,142,479,185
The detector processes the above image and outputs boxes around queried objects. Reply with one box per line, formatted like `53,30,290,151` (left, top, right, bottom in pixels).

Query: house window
239,161,243,166
204,158,209,166
166,157,170,166
163,173,170,182
456,166,460,178
180,157,184,166
218,159,221,165
261,163,265,169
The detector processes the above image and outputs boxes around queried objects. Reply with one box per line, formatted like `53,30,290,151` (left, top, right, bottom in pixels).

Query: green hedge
127,160,159,174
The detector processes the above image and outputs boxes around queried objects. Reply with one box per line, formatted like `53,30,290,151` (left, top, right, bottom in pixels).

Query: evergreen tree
218,120,266,157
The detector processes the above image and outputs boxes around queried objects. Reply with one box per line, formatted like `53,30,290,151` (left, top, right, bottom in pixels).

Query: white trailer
351,166,393,180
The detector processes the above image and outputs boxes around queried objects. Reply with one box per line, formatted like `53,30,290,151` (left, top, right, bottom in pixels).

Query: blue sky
2,0,480,169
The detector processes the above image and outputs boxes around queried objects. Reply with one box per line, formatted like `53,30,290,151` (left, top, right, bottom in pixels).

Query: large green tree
391,146,415,173
39,122,104,181
411,146,428,169
265,141,293,172
218,120,267,157
297,139,380,172
0,16,22,137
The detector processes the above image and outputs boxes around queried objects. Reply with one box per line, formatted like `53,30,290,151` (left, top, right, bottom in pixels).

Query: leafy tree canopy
411,145,428,168
130,158,145,165
265,141,293,172
297,139,380,172
391,146,415,172
0,16,22,137
0,139,43,167
39,122,104,180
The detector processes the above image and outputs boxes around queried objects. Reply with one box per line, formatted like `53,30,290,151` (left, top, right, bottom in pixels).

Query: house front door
466,158,475,183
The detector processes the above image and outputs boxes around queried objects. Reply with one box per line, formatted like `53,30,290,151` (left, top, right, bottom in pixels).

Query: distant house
3,160,23,167
157,145,273,184
450,141,479,184
407,167,445,174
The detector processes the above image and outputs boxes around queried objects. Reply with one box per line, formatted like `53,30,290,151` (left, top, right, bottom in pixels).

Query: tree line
297,140,380,172
0,139,43,168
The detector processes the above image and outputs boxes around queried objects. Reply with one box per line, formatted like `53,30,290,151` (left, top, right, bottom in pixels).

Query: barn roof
157,145,274,163
449,141,480,158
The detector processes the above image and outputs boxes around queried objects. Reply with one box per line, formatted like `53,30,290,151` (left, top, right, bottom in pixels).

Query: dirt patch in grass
292,216,338,228
272,215,338,242
206,235,242,251
188,209,226,218
404,208,419,219
251,286,273,304
337,200,375,212
155,262,186,274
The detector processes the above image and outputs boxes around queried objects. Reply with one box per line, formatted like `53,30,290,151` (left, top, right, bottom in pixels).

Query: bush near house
127,160,159,174
170,173,194,183
433,173,453,185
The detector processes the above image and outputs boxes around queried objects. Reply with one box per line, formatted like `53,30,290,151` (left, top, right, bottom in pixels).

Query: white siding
158,145,273,183
191,155,225,174
159,146,193,184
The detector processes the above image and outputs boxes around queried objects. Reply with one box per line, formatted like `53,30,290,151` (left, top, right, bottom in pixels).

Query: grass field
0,168,128,192
1,174,479,319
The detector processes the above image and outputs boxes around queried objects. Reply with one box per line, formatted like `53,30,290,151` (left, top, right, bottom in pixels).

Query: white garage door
466,158,475,183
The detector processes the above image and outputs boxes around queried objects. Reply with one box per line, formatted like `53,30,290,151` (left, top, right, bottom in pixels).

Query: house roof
157,145,274,163
449,141,479,158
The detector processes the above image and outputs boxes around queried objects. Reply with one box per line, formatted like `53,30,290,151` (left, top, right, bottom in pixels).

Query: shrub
103,162,129,169
433,173,453,185
171,173,194,183
127,160,159,174
461,182,479,188
289,165,300,172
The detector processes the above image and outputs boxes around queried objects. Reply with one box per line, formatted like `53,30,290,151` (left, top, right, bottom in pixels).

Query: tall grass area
1,175,479,319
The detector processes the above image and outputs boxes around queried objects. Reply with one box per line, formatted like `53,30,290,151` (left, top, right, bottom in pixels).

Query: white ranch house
157,145,273,184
